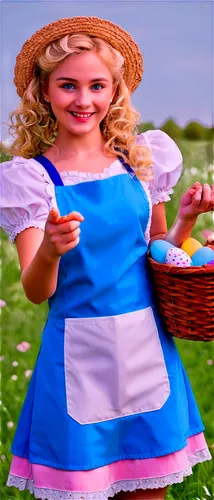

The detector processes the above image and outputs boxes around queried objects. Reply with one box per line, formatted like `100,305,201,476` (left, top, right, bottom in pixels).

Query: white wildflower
7,421,14,428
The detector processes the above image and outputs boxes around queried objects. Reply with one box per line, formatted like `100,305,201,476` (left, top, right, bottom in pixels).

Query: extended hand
41,208,84,261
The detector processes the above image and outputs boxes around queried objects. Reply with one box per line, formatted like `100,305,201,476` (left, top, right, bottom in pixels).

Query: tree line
138,119,213,141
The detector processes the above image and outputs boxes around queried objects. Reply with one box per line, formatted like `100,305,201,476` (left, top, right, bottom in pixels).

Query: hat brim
14,16,143,97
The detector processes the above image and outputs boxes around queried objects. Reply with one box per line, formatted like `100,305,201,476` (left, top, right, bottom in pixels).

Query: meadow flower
11,374,18,381
207,359,213,366
202,229,214,242
16,341,31,352
1,455,6,461
0,355,5,361
0,299,6,308
7,421,14,428
207,163,214,173
25,369,33,378
12,361,19,367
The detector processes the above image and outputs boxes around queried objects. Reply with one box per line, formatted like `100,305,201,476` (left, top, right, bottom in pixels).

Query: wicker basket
148,255,214,342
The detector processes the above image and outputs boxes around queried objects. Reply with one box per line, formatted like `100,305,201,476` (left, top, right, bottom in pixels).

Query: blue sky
1,1,213,142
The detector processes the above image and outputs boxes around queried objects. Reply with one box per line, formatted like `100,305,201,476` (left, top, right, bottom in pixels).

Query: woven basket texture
148,256,214,342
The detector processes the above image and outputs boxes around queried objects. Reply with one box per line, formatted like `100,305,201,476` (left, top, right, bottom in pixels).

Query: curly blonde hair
7,33,153,181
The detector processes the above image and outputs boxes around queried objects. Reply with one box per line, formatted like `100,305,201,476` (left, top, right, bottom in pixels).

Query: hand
178,182,214,221
41,208,84,261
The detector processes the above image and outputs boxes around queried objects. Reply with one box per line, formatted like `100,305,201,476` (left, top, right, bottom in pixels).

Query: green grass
0,140,214,499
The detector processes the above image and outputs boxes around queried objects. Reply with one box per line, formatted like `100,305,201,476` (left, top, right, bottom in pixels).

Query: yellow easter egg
181,238,202,257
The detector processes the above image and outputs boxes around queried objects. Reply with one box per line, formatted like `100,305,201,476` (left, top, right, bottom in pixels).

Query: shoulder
137,130,183,205
136,129,182,164
1,155,54,186
0,156,56,243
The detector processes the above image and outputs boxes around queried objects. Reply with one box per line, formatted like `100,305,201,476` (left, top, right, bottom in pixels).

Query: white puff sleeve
0,156,57,243
137,129,183,205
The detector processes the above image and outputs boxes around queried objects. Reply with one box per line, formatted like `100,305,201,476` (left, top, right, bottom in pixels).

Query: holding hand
178,182,214,221
42,208,84,261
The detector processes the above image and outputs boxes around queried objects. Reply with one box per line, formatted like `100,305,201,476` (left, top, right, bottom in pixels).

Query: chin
70,123,102,135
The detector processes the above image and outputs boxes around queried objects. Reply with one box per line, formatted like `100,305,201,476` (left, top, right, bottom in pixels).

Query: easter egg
191,247,214,266
150,240,176,263
181,237,202,257
207,259,214,265
165,248,192,267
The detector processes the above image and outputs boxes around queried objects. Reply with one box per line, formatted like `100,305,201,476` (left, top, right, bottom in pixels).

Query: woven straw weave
148,256,214,342
14,17,143,97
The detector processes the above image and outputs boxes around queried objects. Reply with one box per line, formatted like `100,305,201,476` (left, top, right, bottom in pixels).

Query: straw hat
14,16,143,98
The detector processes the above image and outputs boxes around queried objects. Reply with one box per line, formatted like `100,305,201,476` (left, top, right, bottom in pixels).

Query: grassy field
0,140,213,499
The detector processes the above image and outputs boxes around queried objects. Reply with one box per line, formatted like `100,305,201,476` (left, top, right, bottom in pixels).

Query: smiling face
44,50,115,138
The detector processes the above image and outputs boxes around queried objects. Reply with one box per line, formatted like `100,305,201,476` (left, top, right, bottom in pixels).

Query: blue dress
10,154,205,471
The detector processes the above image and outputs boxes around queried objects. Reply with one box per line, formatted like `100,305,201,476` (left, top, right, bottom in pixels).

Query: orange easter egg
181,238,202,257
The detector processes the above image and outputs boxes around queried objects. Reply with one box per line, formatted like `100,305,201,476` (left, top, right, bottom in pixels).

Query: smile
68,111,95,118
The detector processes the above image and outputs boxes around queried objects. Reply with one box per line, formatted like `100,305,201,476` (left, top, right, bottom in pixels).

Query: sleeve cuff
151,188,174,206
9,221,45,243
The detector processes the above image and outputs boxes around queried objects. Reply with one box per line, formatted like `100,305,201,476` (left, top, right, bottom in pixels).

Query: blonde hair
7,33,153,180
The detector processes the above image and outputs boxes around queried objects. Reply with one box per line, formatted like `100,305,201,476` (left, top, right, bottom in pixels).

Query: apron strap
34,152,137,185
33,155,64,186
117,152,138,181
118,156,135,175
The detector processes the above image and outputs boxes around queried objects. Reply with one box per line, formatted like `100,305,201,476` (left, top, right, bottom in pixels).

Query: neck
52,127,106,159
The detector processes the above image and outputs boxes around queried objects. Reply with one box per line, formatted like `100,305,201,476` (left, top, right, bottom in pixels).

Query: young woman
1,16,213,500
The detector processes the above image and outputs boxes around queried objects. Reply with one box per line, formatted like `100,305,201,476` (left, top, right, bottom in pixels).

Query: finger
65,236,80,250
191,185,203,207
56,211,84,224
57,220,81,234
184,183,200,201
47,208,60,224
199,184,211,209
189,181,201,191
181,187,197,204
60,227,81,243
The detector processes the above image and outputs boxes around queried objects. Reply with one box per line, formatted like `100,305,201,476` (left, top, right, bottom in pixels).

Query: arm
15,208,84,305
149,182,214,247
16,227,60,305
149,203,197,248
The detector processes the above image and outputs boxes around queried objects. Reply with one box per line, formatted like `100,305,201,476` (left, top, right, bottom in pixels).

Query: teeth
71,112,93,118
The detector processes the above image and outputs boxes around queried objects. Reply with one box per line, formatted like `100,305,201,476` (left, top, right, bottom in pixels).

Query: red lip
68,111,95,123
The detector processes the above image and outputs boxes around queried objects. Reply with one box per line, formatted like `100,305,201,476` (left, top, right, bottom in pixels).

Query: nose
75,89,91,108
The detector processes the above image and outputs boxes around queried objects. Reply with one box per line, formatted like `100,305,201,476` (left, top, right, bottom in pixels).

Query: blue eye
62,83,75,90
92,83,104,90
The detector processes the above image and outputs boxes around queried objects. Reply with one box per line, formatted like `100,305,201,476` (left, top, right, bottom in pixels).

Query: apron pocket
64,307,170,424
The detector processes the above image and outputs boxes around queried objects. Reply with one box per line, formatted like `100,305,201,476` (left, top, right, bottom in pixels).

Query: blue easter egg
192,247,214,266
150,240,176,263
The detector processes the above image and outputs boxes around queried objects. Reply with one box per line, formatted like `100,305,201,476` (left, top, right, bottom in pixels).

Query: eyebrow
56,77,109,82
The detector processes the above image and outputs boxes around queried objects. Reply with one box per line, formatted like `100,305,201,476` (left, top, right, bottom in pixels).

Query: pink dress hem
7,432,212,498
